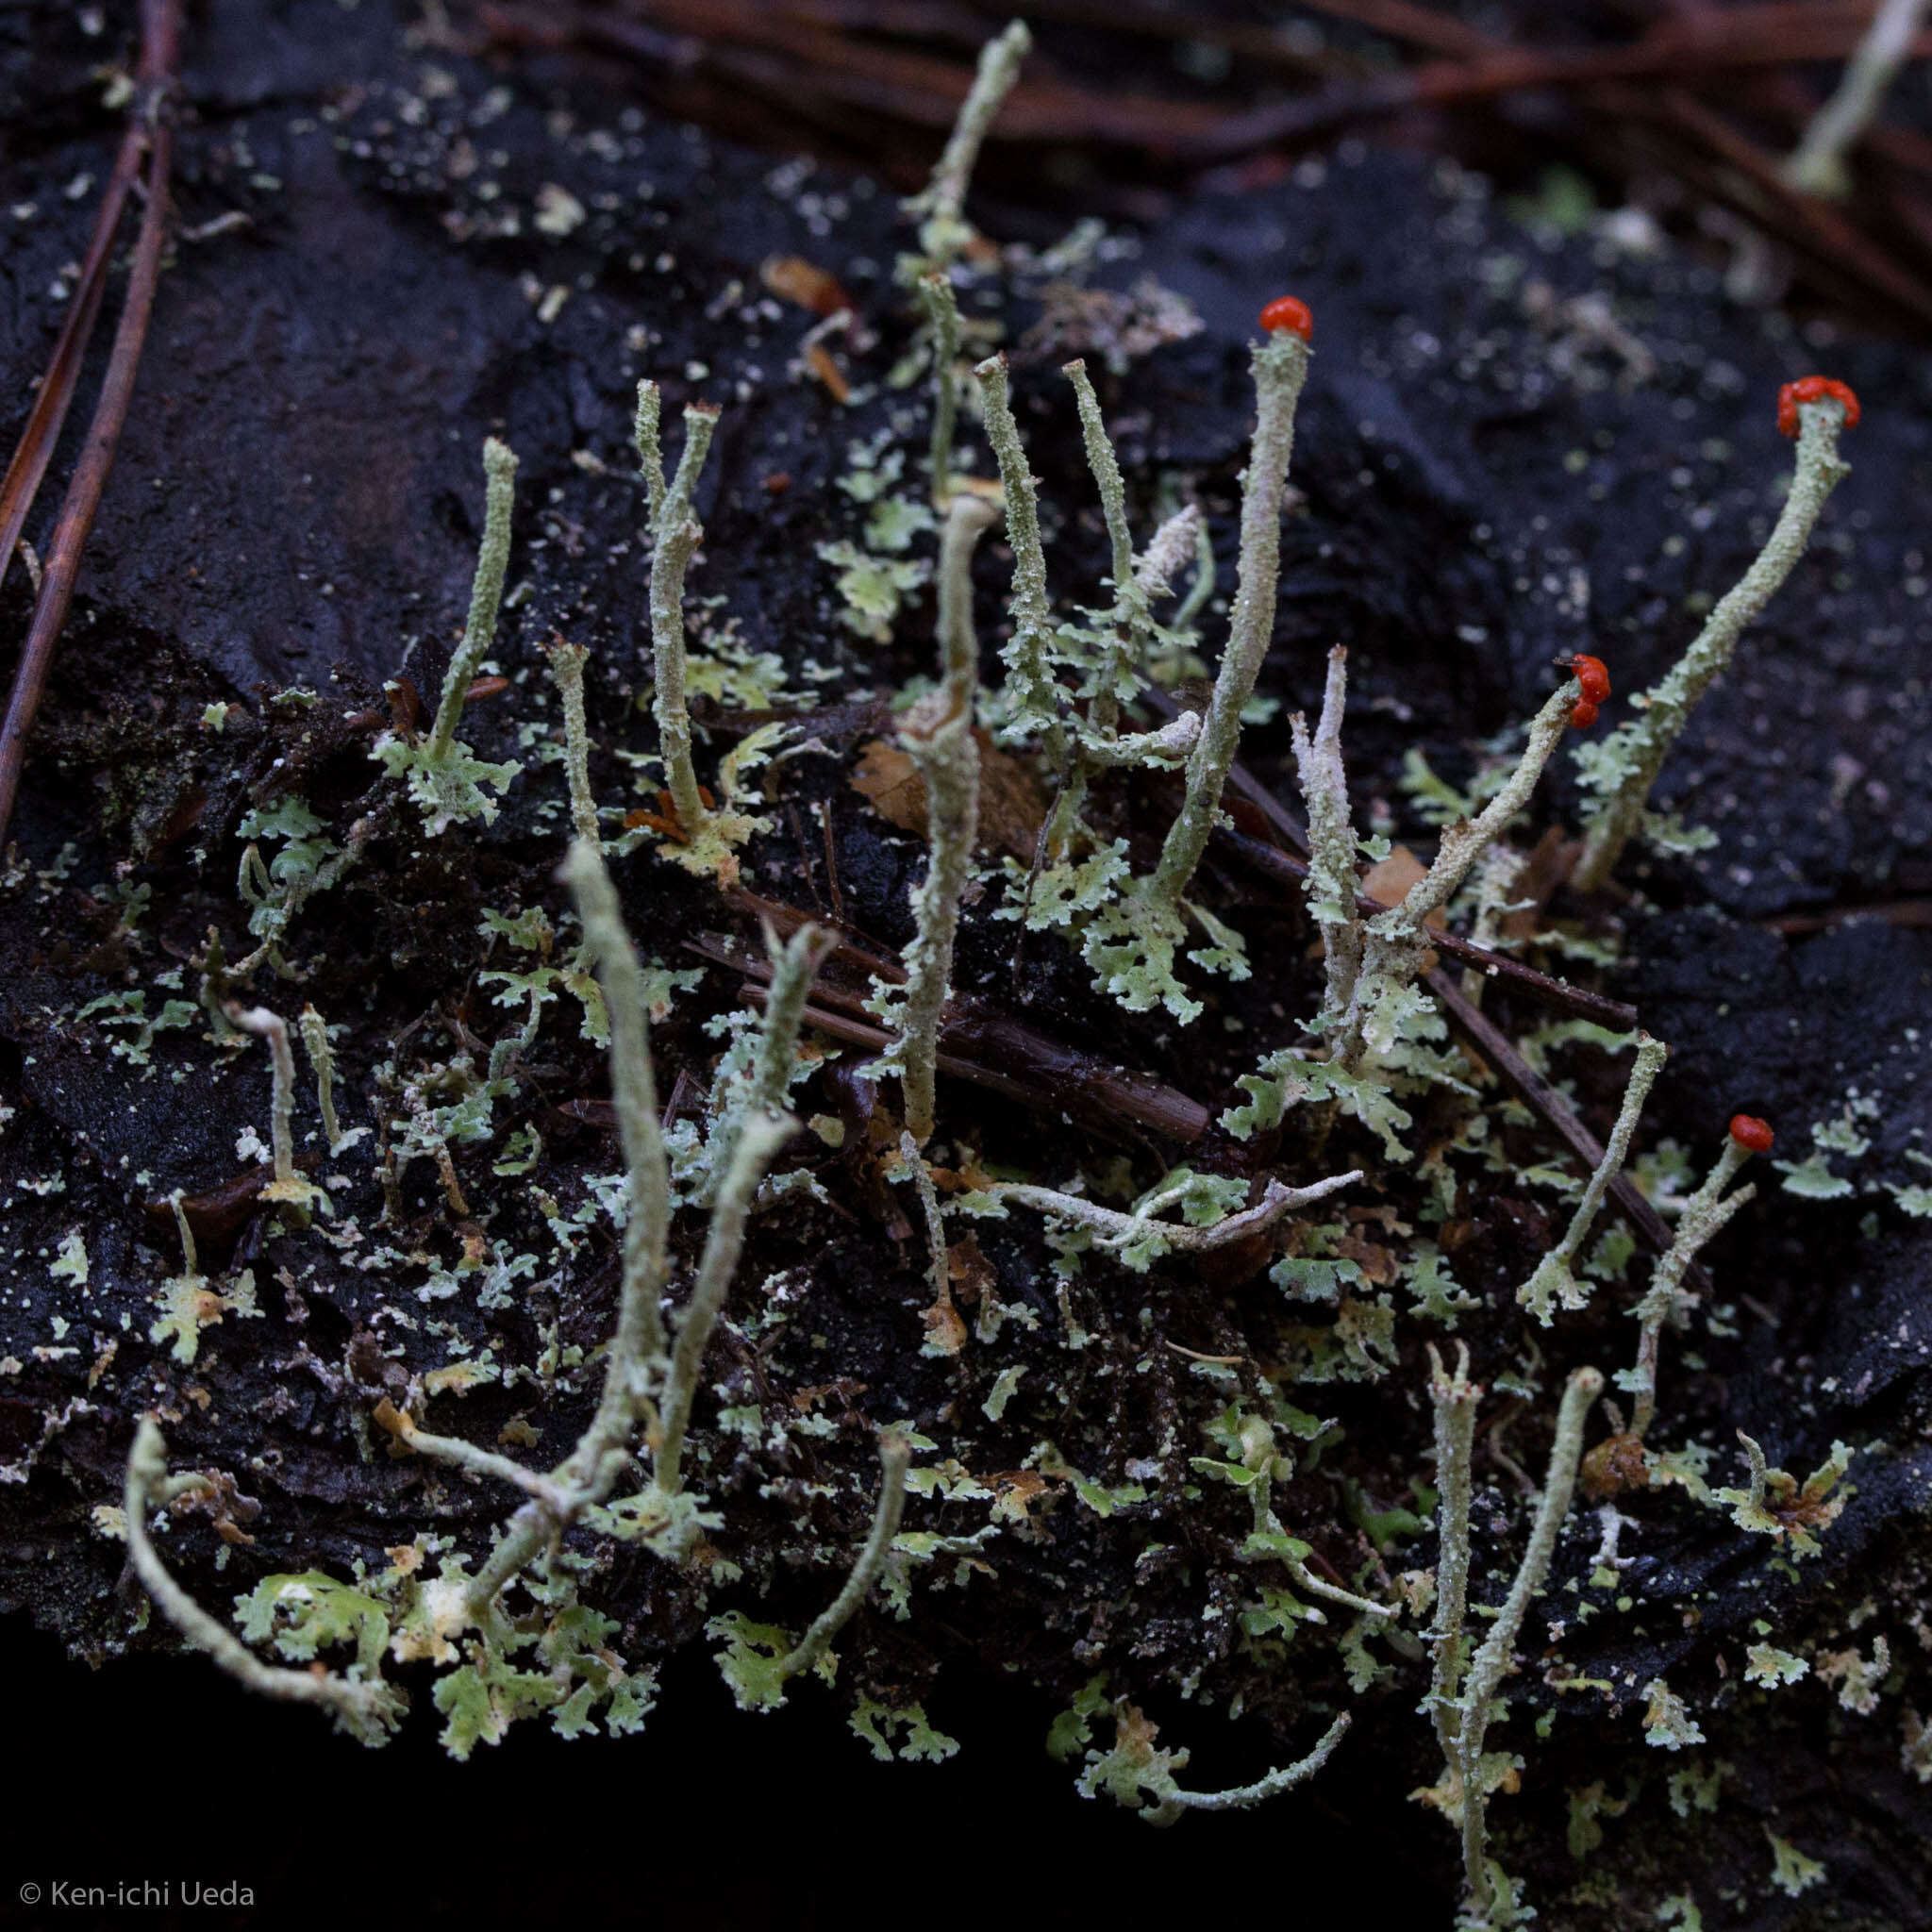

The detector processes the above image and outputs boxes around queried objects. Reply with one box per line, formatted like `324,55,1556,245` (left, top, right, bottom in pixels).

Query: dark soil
2,5,1928,1928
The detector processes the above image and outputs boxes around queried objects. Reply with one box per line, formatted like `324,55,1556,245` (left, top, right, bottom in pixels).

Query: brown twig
0,0,184,849
482,0,1232,147
1649,85,1932,330
1175,7,1932,160
0,127,148,601
1220,825,1639,1031
692,907,1210,1142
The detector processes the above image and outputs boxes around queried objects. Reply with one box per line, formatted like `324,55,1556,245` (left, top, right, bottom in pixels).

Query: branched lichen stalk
1574,397,1852,889
1627,1135,1756,1441
650,515,709,834
894,492,996,1145
544,636,600,844
774,1432,913,1684
656,1111,795,1493
125,1419,401,1744
1150,326,1311,908
432,847,812,1608
994,1170,1360,1257
1428,1359,1604,1926
1520,1032,1669,1324
427,437,518,760
1458,1366,1602,1923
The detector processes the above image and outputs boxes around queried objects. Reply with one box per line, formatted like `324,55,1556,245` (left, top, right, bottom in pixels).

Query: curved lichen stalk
462,850,811,1602
899,19,1032,279
124,1418,404,1745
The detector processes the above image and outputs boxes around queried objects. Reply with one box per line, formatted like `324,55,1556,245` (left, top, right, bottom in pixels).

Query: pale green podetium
1285,641,1582,1073
456,841,818,1606
1147,322,1311,910
898,19,1031,279
1056,322,1312,1021
1292,645,1364,1035
298,1003,351,1156
1519,1032,1668,1324
1041,358,1201,852
374,437,523,833
633,381,765,880
543,635,600,844
1424,1346,1604,1928
881,491,998,1146
1340,683,1576,1072
973,350,1069,784
918,272,964,505
229,1004,323,1217
1783,0,1929,197
1002,321,1311,1022
1624,1126,1761,1442
639,385,720,835
124,1418,403,1745
1573,391,1854,889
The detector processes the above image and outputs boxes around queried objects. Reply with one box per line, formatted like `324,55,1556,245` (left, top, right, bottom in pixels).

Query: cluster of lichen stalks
111,25,1872,1926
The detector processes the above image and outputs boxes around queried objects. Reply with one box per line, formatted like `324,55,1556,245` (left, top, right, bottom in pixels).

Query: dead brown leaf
946,1231,997,1309
1363,844,1451,932
990,1471,1052,1524
850,733,1045,858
